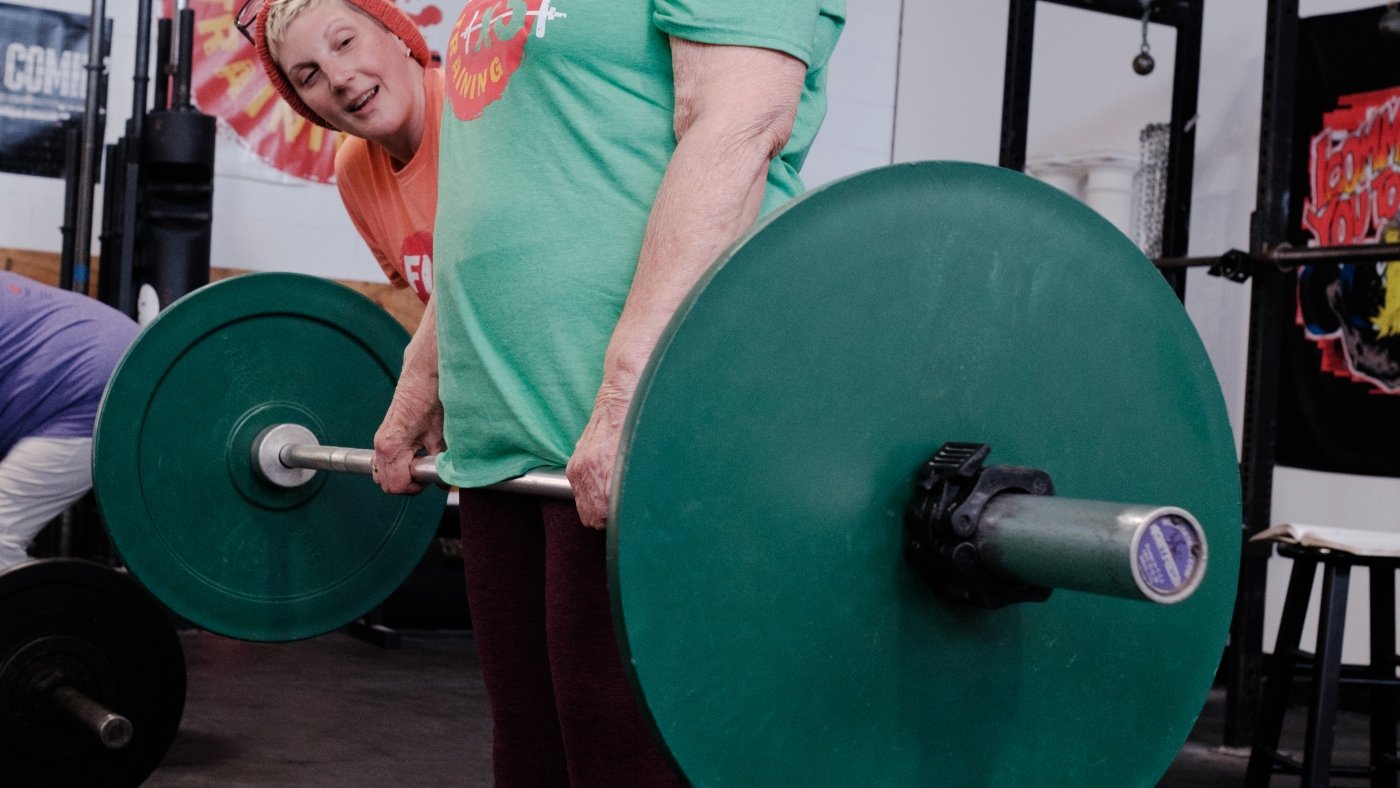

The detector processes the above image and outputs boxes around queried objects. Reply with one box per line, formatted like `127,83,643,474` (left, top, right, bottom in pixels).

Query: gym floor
137,628,1373,788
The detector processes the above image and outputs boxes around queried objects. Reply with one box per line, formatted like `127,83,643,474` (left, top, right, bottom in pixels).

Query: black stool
1245,541,1400,787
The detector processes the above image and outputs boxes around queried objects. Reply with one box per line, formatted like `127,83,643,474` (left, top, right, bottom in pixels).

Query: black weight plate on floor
0,559,185,788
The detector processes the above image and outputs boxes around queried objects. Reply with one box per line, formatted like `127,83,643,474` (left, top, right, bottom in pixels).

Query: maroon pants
458,489,685,788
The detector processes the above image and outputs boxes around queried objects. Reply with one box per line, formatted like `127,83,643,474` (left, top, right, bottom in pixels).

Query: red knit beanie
254,0,431,130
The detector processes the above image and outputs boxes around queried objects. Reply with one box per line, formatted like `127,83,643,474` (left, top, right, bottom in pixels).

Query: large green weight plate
612,162,1241,787
94,273,445,642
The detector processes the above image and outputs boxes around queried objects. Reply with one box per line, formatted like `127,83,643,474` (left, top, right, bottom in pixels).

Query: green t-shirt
434,0,845,487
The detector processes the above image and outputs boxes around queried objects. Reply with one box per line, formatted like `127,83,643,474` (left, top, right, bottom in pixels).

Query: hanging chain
1132,0,1156,75
1140,2,1151,51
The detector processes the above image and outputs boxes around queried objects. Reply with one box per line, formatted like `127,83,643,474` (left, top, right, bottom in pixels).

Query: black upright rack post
100,0,156,315
1225,0,1299,750
1001,0,1038,173
96,140,123,306
1159,0,1202,299
59,123,82,291
153,16,171,113
70,0,109,295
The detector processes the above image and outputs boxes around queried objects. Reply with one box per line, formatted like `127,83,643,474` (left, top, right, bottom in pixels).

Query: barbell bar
253,424,1207,605
49,685,135,750
1154,240,1400,273
254,423,573,499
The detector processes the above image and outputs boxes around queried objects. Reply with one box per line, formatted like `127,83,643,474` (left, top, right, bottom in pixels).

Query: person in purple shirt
0,271,139,570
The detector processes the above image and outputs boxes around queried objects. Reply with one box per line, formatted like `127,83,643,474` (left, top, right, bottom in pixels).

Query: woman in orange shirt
242,0,445,487
241,0,440,304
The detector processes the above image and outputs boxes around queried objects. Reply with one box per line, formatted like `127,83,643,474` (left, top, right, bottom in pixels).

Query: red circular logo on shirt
400,230,434,303
446,0,552,120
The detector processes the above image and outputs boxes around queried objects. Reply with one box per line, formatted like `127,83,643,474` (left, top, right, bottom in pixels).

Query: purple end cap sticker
1136,514,1199,594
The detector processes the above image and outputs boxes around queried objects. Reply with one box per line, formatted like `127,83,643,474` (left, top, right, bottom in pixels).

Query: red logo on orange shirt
445,0,567,120
401,230,434,303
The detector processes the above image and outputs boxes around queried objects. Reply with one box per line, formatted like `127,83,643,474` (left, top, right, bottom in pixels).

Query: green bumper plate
94,273,445,642
611,162,1241,787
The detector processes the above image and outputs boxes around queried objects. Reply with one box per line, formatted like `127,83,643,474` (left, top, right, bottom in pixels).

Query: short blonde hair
254,0,429,129
265,0,383,64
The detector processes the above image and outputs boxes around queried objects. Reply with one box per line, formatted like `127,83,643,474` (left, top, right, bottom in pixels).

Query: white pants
0,436,93,571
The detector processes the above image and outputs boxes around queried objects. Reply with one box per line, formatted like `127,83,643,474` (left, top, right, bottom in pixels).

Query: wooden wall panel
1,248,82,289
1,248,425,333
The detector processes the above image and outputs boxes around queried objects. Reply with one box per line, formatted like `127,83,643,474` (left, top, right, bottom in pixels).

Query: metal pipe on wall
59,124,82,291
154,18,171,111
131,0,153,140
173,4,194,110
72,0,109,295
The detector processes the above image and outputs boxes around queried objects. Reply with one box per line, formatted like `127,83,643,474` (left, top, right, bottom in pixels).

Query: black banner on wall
0,2,108,178
1277,5,1400,477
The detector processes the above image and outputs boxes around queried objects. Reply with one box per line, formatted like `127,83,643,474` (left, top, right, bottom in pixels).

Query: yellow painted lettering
1374,263,1400,338
244,84,276,117
197,15,241,55
266,101,308,143
489,57,503,83
215,57,257,97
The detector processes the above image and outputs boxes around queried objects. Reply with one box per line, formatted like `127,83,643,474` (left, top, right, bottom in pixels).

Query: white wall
209,139,382,279
801,0,903,187
895,1,1179,164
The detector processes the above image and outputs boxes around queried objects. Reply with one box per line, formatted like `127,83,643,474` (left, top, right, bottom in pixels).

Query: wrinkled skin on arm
373,293,444,494
566,39,807,528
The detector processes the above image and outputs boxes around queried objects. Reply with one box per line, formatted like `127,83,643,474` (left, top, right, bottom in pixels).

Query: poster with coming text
0,2,108,178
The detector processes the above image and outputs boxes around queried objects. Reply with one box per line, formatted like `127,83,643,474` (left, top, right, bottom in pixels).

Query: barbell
91,161,1240,787
0,559,186,788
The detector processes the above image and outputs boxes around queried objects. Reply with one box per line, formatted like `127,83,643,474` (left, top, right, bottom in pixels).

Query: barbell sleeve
976,496,1207,604
47,685,133,750
903,445,1209,607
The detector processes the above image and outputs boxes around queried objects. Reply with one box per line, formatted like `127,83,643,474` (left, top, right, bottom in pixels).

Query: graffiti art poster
1278,4,1400,476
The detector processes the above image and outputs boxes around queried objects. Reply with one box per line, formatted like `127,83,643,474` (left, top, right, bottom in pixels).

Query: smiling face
273,0,425,162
